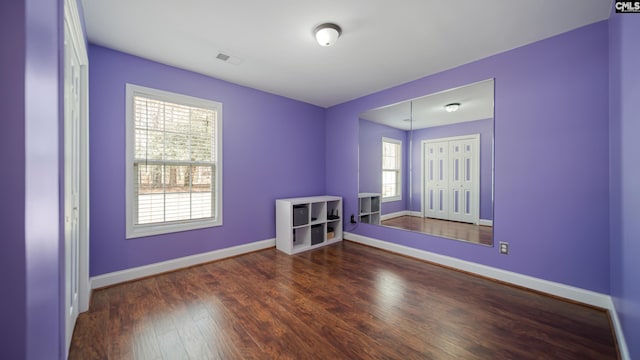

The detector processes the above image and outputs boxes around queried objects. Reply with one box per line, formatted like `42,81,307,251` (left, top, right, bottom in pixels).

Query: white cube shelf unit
276,196,343,255
359,193,381,224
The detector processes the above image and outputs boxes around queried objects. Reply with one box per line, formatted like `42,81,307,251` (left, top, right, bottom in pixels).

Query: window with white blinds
125,84,222,238
382,137,402,202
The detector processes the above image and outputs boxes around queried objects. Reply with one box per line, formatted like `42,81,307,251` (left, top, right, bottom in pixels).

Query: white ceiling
81,0,612,108
359,79,494,131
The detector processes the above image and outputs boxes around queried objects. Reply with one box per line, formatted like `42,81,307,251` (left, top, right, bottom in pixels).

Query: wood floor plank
232,252,411,360
70,241,618,359
169,266,265,360
131,321,162,360
69,310,109,359
155,329,190,360
204,258,349,360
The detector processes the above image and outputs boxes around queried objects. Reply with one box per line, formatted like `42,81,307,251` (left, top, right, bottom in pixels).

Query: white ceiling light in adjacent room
445,102,461,112
314,23,341,47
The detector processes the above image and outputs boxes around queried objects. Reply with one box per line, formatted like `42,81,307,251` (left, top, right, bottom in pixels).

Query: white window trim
381,137,402,203
125,84,223,239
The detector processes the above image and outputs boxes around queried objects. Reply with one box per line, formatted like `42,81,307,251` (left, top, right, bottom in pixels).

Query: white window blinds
382,138,402,199
126,84,222,238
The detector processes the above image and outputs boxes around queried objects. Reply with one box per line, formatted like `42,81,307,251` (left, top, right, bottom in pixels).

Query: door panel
449,139,477,223
424,141,448,220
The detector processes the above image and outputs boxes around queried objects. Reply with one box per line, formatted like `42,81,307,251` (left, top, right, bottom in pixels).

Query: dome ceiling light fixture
445,102,461,112
314,23,342,47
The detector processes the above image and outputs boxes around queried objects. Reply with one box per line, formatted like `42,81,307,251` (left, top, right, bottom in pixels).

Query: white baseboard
91,238,276,289
80,279,91,313
385,213,493,226
380,210,410,221
606,297,631,360
380,211,423,221
344,232,609,306
343,232,629,359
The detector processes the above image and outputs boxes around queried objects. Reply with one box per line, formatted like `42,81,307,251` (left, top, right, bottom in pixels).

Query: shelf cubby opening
293,226,311,250
310,202,327,223
293,204,310,227
311,223,325,246
327,200,341,220
360,197,371,215
326,222,341,241
371,196,380,213
371,213,381,224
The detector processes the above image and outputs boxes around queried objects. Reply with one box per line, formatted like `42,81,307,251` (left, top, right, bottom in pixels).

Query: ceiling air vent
215,52,243,65
216,53,230,61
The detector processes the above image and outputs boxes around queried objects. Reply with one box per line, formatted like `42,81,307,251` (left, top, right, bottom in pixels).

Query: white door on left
63,23,80,351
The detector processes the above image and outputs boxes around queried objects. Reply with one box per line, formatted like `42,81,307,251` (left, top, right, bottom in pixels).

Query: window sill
126,218,222,239
381,196,402,203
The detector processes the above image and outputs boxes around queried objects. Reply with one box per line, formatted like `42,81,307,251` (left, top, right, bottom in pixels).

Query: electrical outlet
499,242,509,255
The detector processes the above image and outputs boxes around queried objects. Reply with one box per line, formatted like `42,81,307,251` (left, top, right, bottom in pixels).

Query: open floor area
70,241,617,359
382,216,493,246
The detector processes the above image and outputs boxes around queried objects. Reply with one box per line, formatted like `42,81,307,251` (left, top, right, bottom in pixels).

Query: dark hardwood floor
70,241,618,359
381,216,493,245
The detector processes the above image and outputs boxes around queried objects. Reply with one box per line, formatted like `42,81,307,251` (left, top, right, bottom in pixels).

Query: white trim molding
380,210,410,221
343,232,629,359
380,211,422,221
607,297,631,360
91,238,275,289
381,212,492,227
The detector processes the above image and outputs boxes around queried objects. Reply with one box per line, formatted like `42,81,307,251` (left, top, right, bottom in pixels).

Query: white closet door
423,135,480,224
424,141,449,220
64,24,80,352
448,138,478,223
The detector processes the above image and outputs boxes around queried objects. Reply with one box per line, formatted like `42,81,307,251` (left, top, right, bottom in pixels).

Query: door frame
64,0,89,354
421,134,480,224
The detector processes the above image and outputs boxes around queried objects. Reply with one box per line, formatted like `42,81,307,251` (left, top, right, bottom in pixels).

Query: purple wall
327,21,610,293
0,1,28,358
411,118,494,220
25,0,64,358
358,119,409,215
609,10,640,359
89,45,326,276
0,0,64,358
